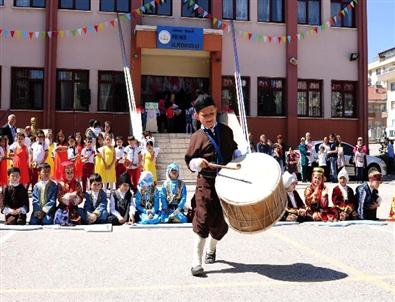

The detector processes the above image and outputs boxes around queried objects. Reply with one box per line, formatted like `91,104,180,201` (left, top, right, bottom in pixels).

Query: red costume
332,185,357,220
12,145,30,185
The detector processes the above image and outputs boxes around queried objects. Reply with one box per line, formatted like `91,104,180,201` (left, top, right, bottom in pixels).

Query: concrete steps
155,133,196,183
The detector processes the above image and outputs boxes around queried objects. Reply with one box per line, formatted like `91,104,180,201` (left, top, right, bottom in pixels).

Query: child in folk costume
286,146,299,174
29,130,48,187
96,134,116,190
45,130,55,177
160,162,188,223
9,132,30,187
135,171,160,224
124,135,142,193
53,130,68,181
30,163,58,225
67,135,79,177
1,167,29,225
142,139,157,184
114,136,126,184
304,167,338,221
81,137,95,192
54,161,84,225
108,172,136,225
0,136,9,189
331,168,357,221
355,171,382,220
74,132,84,182
281,171,312,222
185,96,240,277
82,173,109,224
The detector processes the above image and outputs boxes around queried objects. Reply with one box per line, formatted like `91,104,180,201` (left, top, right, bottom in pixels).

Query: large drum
215,152,287,233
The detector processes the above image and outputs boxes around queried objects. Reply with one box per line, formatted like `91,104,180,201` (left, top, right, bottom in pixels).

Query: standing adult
336,134,346,173
327,133,339,183
185,96,239,277
2,114,17,145
305,132,315,181
353,137,367,182
298,137,309,182
387,140,394,175
320,136,331,180
256,134,272,155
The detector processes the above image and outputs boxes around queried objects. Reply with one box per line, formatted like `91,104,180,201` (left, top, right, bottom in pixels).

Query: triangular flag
71,29,77,37
47,31,52,38
282,36,287,43
77,28,82,35
94,25,99,32
3,30,9,38
248,32,252,40
344,7,348,14
193,3,199,10
322,23,327,30
131,11,137,18
104,21,110,28
29,32,34,39
126,13,131,20
52,31,58,37
314,27,318,33
98,23,105,30
15,31,22,39
10,31,15,38
341,10,346,16
119,14,127,21
287,35,291,43
203,11,208,17
88,26,94,33
82,26,88,34
213,17,217,24
350,1,355,8
217,20,222,29
40,31,46,38
22,31,28,39
353,0,358,4
297,34,301,41
155,0,161,5
0,29,2,36
268,36,272,43
150,0,155,7
301,32,305,39
34,31,40,39
110,20,116,27
277,36,282,44
136,8,142,16
59,31,65,38
140,6,146,13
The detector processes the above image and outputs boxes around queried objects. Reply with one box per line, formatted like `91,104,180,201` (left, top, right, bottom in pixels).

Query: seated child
160,163,188,223
281,171,312,222
332,168,357,221
54,161,84,225
304,167,338,222
135,171,160,224
355,170,382,220
108,172,136,225
83,173,109,224
30,163,58,225
1,167,29,225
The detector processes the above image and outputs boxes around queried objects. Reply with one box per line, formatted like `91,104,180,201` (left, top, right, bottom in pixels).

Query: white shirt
30,141,48,163
109,190,136,220
81,147,95,164
318,152,327,166
67,146,77,160
90,191,99,208
124,145,141,168
115,146,125,164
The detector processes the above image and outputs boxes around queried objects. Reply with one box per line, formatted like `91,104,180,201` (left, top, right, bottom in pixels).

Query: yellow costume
96,146,116,183
46,143,55,177
143,150,157,182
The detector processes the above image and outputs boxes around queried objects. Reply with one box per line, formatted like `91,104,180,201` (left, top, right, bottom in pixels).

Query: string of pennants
0,0,358,44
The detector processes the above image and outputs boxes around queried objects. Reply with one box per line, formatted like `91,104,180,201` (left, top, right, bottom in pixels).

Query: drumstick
217,173,252,184
209,163,241,170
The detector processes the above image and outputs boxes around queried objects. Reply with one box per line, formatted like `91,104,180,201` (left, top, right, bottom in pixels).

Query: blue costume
160,163,188,223
135,171,160,224
355,183,380,220
83,189,109,224
30,180,58,225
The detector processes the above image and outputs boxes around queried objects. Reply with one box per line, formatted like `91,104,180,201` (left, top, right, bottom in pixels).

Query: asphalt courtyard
1,178,394,302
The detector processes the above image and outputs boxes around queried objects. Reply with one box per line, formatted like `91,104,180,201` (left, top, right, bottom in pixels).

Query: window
331,81,356,118
297,0,320,25
390,82,395,91
14,0,45,8
221,76,250,116
100,0,130,12
331,0,355,28
258,0,284,23
297,80,322,117
257,78,285,116
182,0,210,18
143,0,171,16
223,0,249,21
11,67,44,110
57,70,90,111
0,0,4,5
98,71,128,112
59,0,90,10
376,68,381,75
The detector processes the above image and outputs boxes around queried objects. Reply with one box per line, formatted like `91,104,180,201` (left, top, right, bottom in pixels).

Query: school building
0,0,368,146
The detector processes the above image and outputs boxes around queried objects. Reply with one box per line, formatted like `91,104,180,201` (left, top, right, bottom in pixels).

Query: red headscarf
61,161,78,192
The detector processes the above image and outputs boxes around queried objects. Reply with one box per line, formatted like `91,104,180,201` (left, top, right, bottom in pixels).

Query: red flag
132,11,137,18
207,13,212,19
82,27,88,34
10,30,15,37
0,29,2,36
314,27,318,33
110,20,116,27
222,23,227,30
155,0,161,4
248,33,252,40
94,25,99,32
278,36,282,43
29,32,34,39
52,31,58,37
338,11,343,18
268,36,272,43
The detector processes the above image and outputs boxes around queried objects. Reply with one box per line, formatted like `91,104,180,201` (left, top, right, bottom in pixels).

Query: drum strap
204,125,223,165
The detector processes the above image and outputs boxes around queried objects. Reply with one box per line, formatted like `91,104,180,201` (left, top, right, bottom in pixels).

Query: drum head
215,153,282,205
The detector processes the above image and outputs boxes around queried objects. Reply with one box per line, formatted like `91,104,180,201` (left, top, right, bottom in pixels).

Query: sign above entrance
157,26,203,51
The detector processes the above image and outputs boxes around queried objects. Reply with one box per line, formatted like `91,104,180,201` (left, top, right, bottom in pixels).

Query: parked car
288,141,387,179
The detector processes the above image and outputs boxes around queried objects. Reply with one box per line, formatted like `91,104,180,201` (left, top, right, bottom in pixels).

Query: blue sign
157,26,203,51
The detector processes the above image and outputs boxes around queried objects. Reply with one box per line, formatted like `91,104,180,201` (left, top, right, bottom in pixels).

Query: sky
368,0,395,63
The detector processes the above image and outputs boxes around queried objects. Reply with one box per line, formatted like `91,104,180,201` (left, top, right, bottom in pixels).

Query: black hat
194,96,215,113
118,172,131,186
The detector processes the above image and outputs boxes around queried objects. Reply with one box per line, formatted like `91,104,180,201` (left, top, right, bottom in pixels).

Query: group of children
281,167,384,222
1,160,189,226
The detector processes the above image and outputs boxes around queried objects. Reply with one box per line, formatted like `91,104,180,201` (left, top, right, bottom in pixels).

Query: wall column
285,0,298,145
43,0,58,129
131,1,143,107
211,0,223,110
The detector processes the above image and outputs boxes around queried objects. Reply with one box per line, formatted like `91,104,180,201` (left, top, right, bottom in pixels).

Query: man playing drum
185,96,239,277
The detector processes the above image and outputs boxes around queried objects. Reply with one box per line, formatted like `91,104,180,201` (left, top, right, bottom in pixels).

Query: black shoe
205,251,216,264
191,265,204,276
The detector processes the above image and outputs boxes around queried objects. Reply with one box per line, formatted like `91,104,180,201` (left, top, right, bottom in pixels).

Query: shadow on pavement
207,261,348,282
